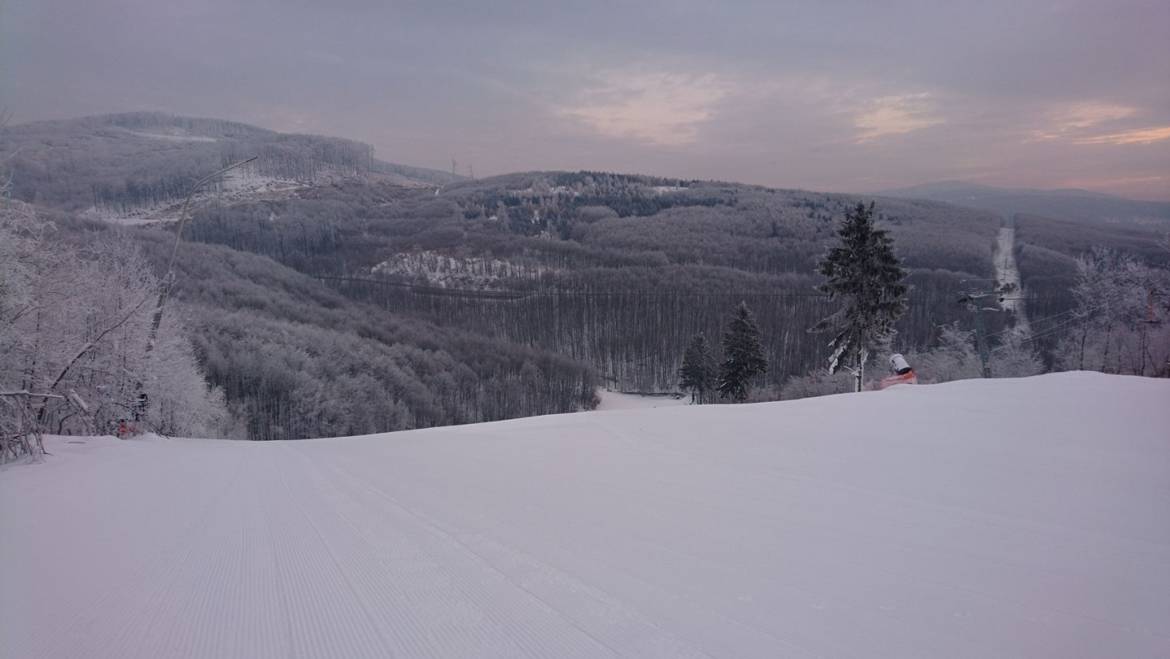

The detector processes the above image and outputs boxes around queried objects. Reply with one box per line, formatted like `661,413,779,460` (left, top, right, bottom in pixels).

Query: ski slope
2,372,1168,658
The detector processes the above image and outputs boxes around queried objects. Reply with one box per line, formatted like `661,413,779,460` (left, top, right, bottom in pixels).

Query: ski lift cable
983,301,1108,342
988,309,1109,352
989,307,1095,344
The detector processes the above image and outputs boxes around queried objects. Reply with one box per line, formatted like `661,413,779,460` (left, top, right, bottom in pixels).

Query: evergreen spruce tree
814,202,907,392
717,302,768,402
678,333,715,404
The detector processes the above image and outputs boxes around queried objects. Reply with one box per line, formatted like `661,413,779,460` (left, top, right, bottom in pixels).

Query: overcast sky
3,1,1168,199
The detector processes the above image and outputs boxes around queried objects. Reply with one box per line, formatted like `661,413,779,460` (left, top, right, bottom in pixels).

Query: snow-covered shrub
905,323,983,384
990,337,1045,378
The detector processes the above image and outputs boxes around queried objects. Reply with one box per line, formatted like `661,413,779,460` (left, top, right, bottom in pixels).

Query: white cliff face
372,251,553,290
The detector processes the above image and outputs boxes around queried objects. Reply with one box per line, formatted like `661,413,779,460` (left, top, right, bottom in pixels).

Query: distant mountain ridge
881,180,1170,227
0,112,462,215
887,180,1123,200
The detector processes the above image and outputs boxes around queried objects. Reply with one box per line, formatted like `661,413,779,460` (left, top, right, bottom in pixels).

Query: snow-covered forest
0,201,229,458
2,113,1169,446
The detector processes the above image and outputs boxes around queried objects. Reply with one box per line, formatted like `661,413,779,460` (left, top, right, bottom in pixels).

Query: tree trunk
1100,323,1113,373
1078,324,1088,370
854,347,864,393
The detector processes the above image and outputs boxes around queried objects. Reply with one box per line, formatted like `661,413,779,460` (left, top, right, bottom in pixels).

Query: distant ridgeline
0,112,455,213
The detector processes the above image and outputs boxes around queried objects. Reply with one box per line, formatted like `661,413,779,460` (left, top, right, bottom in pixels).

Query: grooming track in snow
2,373,1168,658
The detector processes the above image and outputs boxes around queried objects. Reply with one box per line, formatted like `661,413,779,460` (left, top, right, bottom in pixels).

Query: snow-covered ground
2,372,1168,658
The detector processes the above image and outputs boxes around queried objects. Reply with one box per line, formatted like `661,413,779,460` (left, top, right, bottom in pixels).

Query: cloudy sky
3,0,1168,199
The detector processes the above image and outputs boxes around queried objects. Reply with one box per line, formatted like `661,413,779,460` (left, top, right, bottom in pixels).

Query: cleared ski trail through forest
995,219,1031,337
3,373,1168,658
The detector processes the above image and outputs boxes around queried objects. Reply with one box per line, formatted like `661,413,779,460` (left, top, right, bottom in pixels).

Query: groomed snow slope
2,372,1168,658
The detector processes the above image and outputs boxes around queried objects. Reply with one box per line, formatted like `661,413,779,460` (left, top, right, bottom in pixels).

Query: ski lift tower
958,290,1000,378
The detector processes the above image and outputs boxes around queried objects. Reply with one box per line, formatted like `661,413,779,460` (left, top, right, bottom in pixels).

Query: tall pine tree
717,302,768,402
678,333,715,404
814,202,907,392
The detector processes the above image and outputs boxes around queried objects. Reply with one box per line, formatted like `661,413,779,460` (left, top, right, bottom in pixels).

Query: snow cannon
890,353,912,375
880,354,918,389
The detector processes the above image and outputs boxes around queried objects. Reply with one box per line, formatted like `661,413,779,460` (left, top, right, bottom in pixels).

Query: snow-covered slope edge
2,372,1167,658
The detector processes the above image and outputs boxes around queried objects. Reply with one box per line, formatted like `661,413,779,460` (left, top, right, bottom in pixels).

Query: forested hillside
1017,213,1170,317
885,181,1170,367
35,213,598,440
11,112,1163,440
1,112,460,216
183,171,1004,391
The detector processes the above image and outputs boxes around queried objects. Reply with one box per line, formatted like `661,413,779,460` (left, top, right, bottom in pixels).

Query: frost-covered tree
678,332,715,403
0,203,229,458
1055,248,1170,376
140,312,231,437
814,202,907,392
907,322,1042,383
905,322,983,384
717,302,768,402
